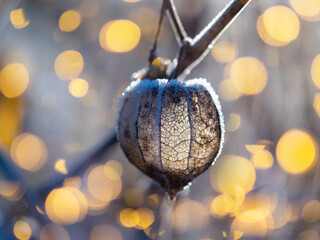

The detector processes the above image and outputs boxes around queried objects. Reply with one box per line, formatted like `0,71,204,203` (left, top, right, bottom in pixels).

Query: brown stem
174,0,251,78
166,0,187,47
39,132,117,195
149,0,170,64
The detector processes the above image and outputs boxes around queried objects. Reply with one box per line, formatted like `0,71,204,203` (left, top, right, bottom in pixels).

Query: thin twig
172,0,251,78
38,132,117,195
149,0,170,64
155,193,172,240
166,0,187,47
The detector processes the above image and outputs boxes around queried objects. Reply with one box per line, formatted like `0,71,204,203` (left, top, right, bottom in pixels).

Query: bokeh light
311,54,320,90
10,9,30,29
210,194,234,217
302,200,320,223
0,63,29,98
0,98,21,148
90,224,123,240
313,93,320,117
1,1,319,240
10,133,47,171
54,159,68,174
68,78,89,98
0,180,23,201
136,208,155,229
276,129,318,174
297,229,320,240
59,10,81,32
104,160,123,180
99,20,141,53
230,57,267,95
13,221,32,240
54,50,84,81
36,205,45,215
86,194,110,215
211,155,256,196
230,192,276,237
251,150,274,169
257,6,300,47
40,224,70,240
119,208,140,228
245,145,265,153
86,165,122,203
239,192,277,215
211,41,238,63
231,210,272,237
45,186,88,225
218,78,242,101
289,0,320,21
172,199,209,232
226,113,241,132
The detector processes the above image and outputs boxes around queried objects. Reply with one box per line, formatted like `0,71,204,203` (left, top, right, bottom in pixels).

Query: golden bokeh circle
218,78,242,101
251,150,274,169
87,165,122,202
10,9,30,29
59,10,81,32
276,129,318,174
10,133,47,171
45,187,88,225
0,63,29,98
210,194,234,217
54,50,84,81
68,78,89,98
257,6,300,47
230,57,267,95
99,20,141,53
289,0,320,21
211,41,238,63
210,155,256,196
311,54,320,90
13,221,32,240
119,208,140,228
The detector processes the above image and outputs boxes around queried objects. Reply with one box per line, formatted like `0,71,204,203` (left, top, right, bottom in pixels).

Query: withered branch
39,132,117,195
170,0,251,78
149,0,170,64
166,0,187,47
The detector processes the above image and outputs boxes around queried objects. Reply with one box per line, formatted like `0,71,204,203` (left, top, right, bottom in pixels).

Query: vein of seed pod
135,89,146,165
146,90,152,126
195,87,208,147
157,82,171,192
196,88,208,128
193,88,201,147
184,88,193,176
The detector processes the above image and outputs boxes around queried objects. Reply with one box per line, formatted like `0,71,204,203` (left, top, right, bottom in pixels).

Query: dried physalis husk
117,78,224,199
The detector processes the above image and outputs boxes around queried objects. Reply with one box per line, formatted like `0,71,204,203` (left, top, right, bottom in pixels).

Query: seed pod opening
117,78,224,199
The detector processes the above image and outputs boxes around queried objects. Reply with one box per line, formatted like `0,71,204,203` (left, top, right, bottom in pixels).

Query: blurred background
1,0,320,239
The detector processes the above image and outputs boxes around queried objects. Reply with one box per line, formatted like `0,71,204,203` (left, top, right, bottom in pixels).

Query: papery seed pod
117,78,224,199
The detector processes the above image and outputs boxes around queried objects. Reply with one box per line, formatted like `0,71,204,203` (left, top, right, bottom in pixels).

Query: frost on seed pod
117,78,224,199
